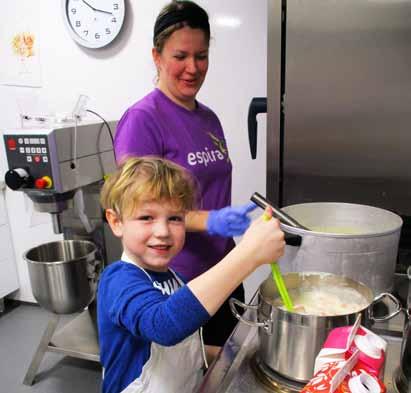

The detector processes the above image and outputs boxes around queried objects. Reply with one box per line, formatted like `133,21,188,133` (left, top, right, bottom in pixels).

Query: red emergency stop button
34,176,52,189
7,138,17,150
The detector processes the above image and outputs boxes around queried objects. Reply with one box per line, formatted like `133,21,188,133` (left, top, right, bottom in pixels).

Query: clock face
63,0,125,48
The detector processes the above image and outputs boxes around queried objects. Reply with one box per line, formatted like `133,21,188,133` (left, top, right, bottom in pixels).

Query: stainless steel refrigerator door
267,0,411,215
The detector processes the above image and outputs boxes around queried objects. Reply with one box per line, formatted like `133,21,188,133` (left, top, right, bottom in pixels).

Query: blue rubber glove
207,202,258,237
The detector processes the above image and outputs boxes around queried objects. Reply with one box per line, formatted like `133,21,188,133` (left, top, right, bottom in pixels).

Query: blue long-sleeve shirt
97,261,210,393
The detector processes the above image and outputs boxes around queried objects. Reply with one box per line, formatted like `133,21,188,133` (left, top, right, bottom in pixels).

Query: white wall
0,0,268,302
0,181,19,299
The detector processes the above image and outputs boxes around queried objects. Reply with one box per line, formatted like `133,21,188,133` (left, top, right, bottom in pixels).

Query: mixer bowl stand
23,307,99,386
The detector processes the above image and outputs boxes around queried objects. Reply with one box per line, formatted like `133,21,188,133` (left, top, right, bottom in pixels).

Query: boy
98,156,285,393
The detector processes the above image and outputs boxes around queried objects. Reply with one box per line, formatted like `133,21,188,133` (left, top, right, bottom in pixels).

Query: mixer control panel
4,134,53,190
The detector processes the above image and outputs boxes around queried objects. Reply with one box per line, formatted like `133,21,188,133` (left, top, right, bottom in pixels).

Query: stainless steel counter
199,299,404,393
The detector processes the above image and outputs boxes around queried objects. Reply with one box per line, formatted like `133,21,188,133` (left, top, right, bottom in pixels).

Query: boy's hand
206,202,257,237
237,208,285,266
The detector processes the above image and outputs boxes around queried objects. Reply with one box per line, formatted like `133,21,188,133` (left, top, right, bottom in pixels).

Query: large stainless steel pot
278,202,403,294
230,272,401,382
24,240,99,314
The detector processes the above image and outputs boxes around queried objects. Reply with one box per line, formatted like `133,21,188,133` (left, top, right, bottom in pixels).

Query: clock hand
82,0,97,11
93,8,113,15
82,0,113,15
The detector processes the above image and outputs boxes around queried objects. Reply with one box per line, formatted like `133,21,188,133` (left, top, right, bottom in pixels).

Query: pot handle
285,233,303,247
369,292,402,322
229,298,270,330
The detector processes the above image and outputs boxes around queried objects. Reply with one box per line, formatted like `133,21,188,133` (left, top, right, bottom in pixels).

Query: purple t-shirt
115,89,235,280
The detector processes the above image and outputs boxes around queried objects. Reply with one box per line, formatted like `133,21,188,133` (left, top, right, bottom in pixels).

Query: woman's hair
153,0,210,53
100,156,197,219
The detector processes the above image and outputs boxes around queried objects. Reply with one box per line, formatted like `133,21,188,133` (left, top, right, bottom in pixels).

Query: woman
114,0,255,352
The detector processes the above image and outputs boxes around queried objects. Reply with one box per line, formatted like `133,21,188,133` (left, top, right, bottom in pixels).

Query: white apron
120,254,206,393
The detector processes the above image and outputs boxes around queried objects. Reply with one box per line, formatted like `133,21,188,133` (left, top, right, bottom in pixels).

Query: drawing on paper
12,32,36,58
0,30,42,87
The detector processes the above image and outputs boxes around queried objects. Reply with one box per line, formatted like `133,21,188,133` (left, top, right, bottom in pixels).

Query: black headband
153,7,210,44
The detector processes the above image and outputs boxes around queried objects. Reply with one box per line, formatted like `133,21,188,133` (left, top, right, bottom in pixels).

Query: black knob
5,168,33,190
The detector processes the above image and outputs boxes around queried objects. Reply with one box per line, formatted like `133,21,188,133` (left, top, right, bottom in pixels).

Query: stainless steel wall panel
268,0,411,214
267,0,283,205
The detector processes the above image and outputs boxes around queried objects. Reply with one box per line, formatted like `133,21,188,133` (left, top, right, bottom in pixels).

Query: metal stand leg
22,308,100,386
23,314,60,386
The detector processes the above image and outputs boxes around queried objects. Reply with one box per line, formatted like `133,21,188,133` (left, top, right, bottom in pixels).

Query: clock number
71,8,77,14
111,17,117,23
95,33,101,39
106,28,111,35
76,21,81,27
83,30,89,36
113,3,119,10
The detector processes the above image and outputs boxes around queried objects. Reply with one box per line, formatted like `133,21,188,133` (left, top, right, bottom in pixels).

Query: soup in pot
272,285,369,316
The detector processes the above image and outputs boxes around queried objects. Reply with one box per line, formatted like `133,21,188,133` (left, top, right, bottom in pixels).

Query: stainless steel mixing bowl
24,240,99,314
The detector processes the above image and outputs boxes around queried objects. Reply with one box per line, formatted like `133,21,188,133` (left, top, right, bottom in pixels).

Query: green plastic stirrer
263,213,294,312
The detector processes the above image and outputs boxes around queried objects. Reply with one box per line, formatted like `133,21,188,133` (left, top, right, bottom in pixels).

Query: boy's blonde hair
100,156,197,219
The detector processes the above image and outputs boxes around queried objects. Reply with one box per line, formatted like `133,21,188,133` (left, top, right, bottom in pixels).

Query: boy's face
107,200,186,272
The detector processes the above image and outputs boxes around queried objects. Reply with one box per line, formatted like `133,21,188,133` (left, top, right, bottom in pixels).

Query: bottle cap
348,373,381,393
354,334,382,359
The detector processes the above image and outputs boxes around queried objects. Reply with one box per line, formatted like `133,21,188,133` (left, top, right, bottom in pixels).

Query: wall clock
62,0,125,49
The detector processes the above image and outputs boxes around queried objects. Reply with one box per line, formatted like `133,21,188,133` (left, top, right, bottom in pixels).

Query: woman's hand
206,202,257,237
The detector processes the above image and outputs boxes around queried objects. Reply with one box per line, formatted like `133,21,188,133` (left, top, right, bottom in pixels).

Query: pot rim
281,202,403,238
24,240,97,266
281,224,400,238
